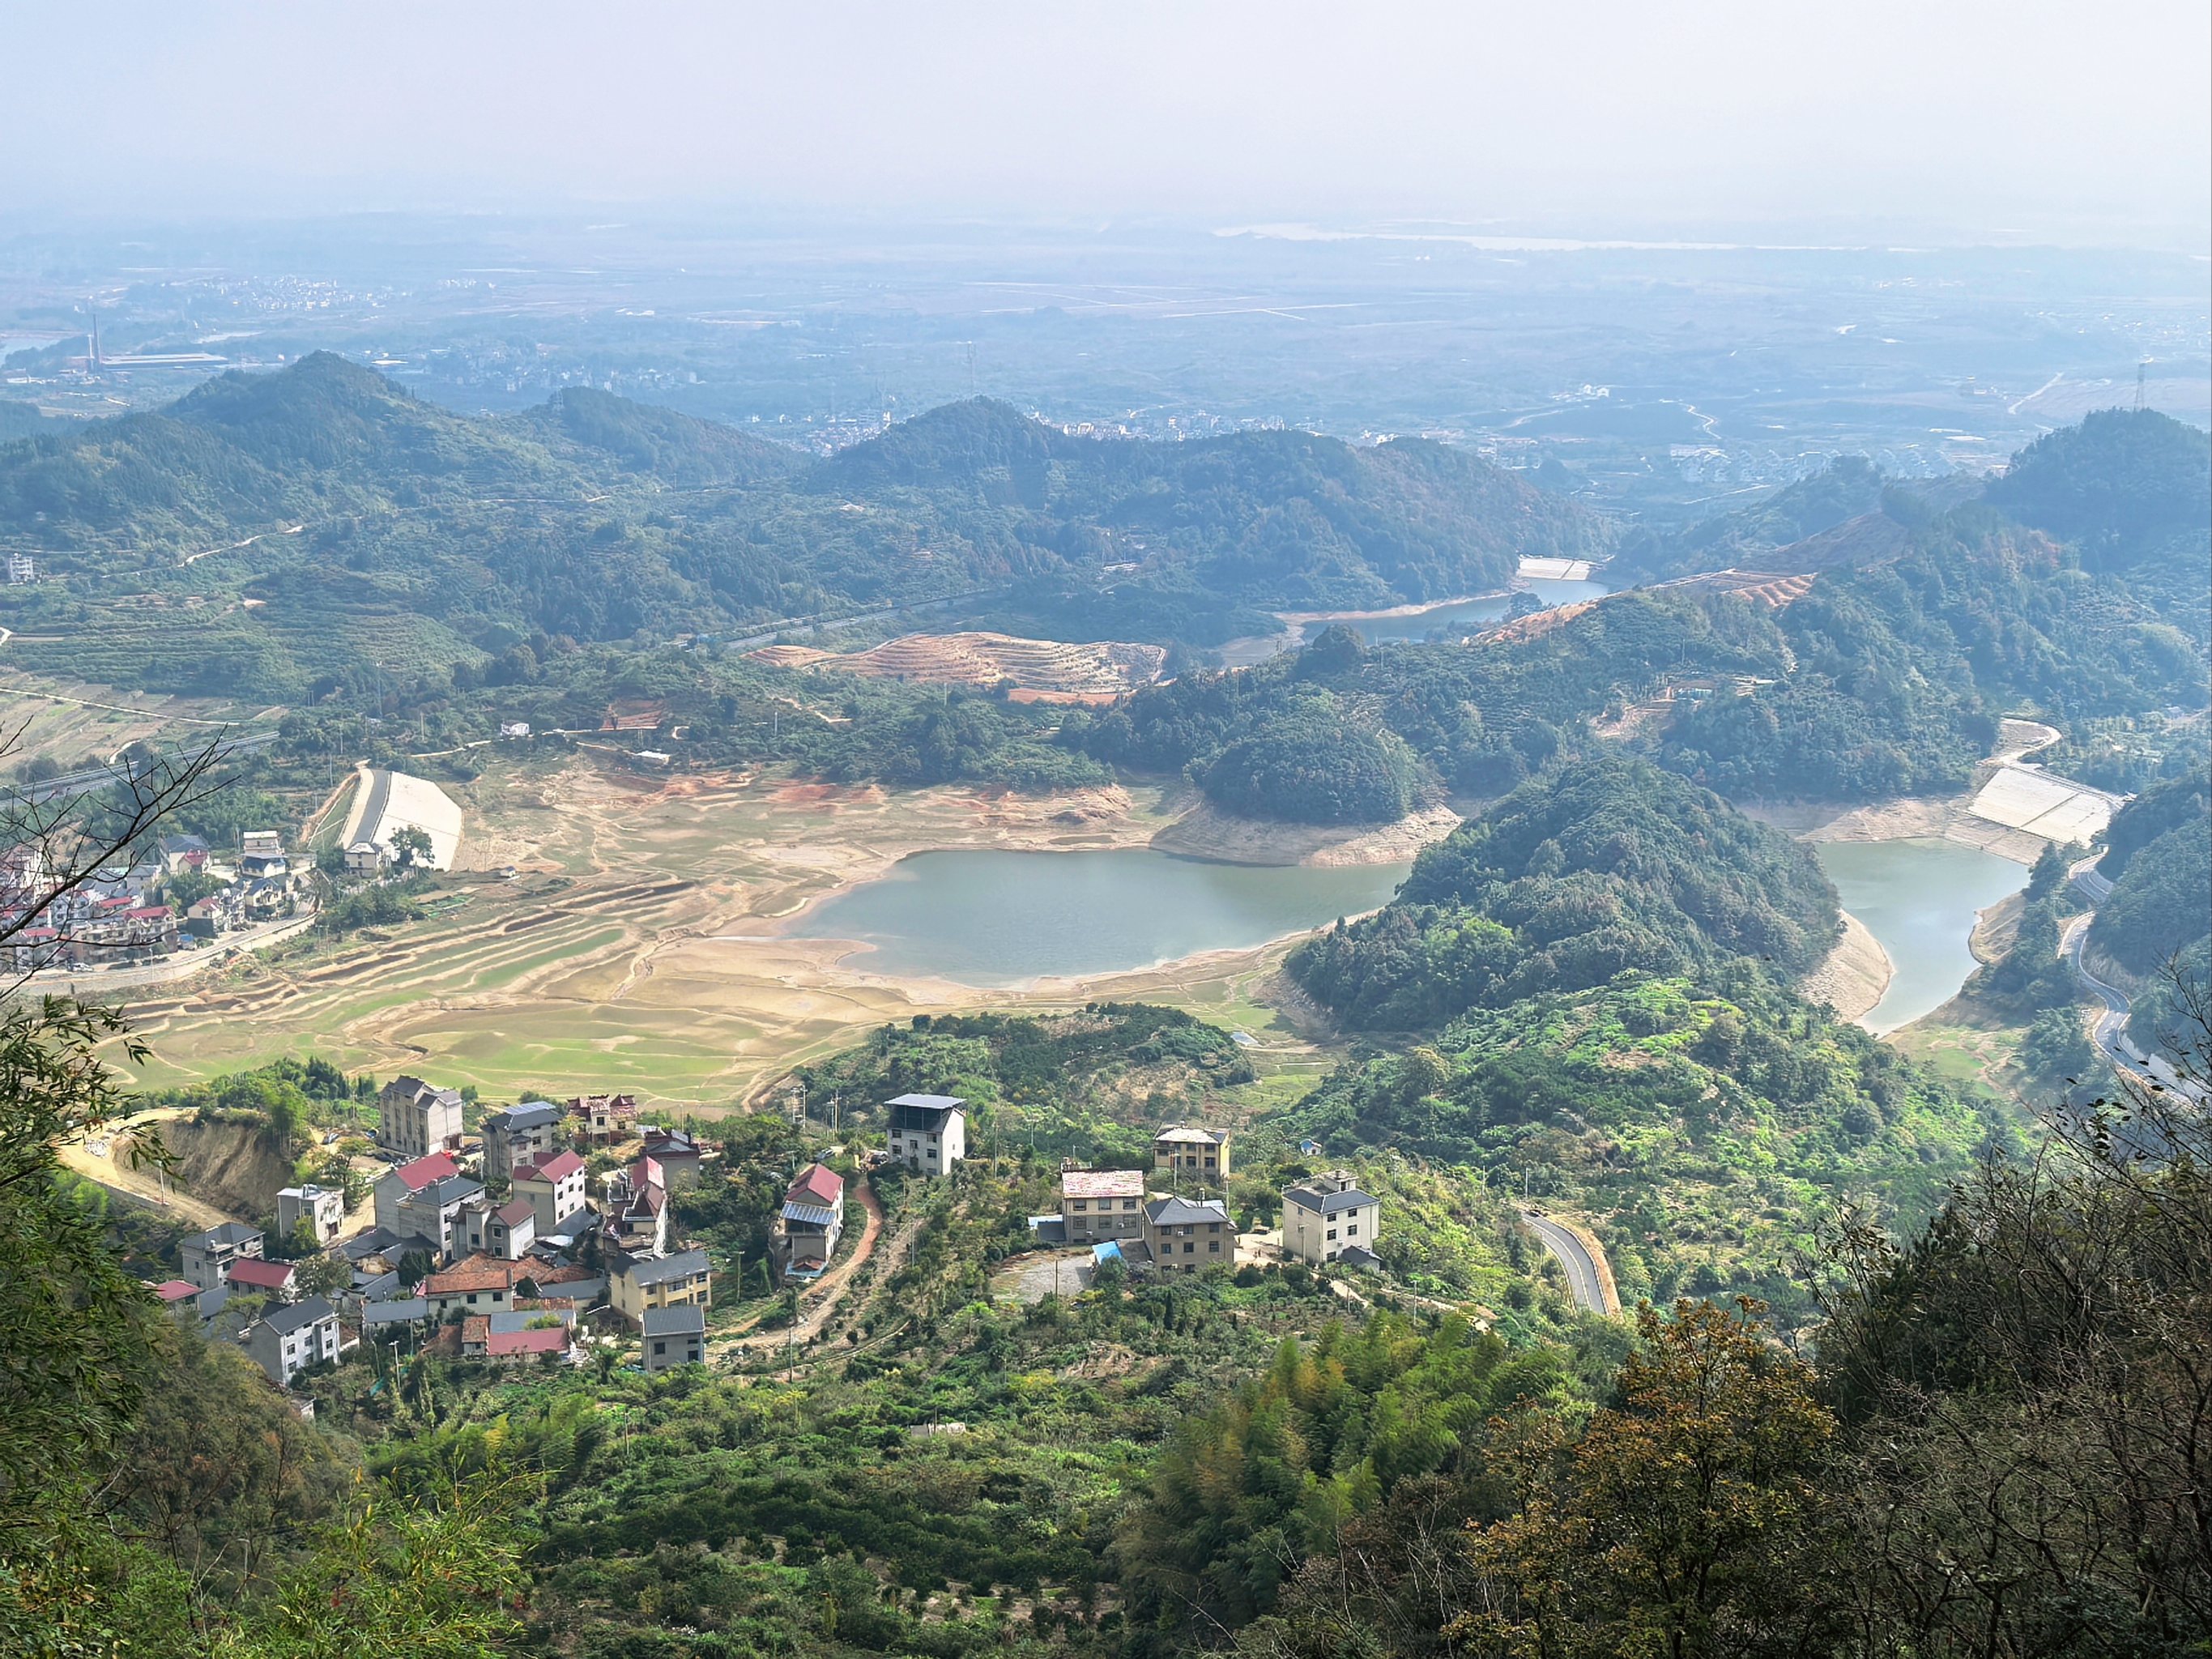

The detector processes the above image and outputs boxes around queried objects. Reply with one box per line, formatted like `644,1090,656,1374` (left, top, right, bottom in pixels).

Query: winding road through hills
1521,1209,1619,1316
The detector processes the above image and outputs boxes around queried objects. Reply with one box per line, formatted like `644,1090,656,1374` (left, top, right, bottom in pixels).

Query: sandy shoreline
1801,911,1894,1025
1150,800,1460,867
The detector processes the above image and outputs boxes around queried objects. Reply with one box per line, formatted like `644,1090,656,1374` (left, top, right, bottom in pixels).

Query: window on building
653,1341,665,1356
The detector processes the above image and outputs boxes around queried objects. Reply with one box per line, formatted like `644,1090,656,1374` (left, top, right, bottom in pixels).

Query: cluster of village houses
2,830,305,974
147,1082,1385,1410
150,1079,715,1402
827,1094,1384,1277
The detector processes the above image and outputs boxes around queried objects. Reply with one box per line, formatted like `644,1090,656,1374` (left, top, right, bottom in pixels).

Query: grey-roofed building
360,1297,430,1335
243,1297,340,1387
1281,1171,1380,1266
178,1221,266,1291
482,1100,566,1184
1141,1194,1235,1274
611,1247,712,1327
885,1093,966,1177
377,1075,465,1158
641,1304,706,1371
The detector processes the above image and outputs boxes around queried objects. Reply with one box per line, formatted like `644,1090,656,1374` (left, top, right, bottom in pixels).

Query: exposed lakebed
1813,838,2027,1034
795,847,1410,987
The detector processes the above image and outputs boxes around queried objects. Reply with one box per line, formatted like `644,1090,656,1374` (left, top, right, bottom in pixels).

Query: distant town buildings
178,1222,266,1291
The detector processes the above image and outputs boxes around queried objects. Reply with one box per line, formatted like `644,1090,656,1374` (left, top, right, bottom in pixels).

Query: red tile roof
495,1197,537,1227
516,1149,585,1183
423,1257,523,1296
393,1153,461,1192
150,1278,198,1302
788,1162,845,1206
227,1257,296,1290
486,1324,572,1357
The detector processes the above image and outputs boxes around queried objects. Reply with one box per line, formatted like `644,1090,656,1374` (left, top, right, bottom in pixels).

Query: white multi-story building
885,1093,966,1176
1281,1171,1381,1266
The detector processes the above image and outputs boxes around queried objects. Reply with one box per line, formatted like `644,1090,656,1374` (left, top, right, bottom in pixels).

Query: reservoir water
798,848,1409,986
1217,576,1613,667
1813,838,2027,1034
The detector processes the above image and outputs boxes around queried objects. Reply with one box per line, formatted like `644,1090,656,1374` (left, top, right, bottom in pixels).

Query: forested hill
0,360,1610,697
817,396,1609,609
1289,751,1839,1029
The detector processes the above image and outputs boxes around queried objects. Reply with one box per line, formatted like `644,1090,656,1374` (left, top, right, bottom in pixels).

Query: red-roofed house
605,1157,668,1255
460,1309,580,1364
225,1256,298,1299
774,1162,846,1278
421,1256,526,1318
149,1278,198,1304
513,1149,588,1234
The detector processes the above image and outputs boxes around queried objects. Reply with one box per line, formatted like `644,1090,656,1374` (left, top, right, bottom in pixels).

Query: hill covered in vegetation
1289,753,1839,1027
0,360,1608,699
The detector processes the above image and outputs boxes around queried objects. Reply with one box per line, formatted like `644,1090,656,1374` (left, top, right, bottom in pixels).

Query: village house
238,831,289,881
343,841,384,876
569,1092,639,1145
243,1298,340,1388
461,1307,578,1365
1059,1169,1145,1244
1281,1171,1382,1267
1153,1124,1232,1186
512,1149,590,1235
774,1162,845,1278
481,1100,566,1184
885,1093,966,1176
276,1183,347,1248
377,1076,466,1158
610,1247,712,1328
603,1157,669,1256
462,1195,540,1260
421,1256,526,1319
638,1125,705,1188
178,1222,266,1291
157,834,211,876
1141,1195,1236,1275
360,1298,431,1341
641,1305,706,1371
373,1154,483,1261
149,1279,199,1317
225,1256,299,1301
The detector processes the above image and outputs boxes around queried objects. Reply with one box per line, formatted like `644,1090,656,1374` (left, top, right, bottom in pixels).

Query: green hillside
1289,753,1839,1029
0,363,1612,699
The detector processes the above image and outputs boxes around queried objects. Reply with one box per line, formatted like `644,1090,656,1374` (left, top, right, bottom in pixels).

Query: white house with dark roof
243,1297,340,1387
178,1221,266,1291
373,1154,484,1262
1141,1194,1236,1274
885,1094,966,1176
482,1100,565,1184
1059,1168,1145,1243
276,1183,347,1248
1281,1171,1381,1266
774,1163,845,1277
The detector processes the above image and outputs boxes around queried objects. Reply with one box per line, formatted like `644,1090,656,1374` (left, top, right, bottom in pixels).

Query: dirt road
711,1175,886,1360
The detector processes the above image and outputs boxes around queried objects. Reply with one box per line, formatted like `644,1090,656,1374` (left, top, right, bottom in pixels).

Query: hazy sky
11,2,2208,245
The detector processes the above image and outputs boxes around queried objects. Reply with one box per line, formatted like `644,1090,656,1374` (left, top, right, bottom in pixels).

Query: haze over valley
2,6,2207,1657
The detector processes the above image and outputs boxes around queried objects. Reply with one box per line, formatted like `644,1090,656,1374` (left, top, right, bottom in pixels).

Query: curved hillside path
710,1175,885,1361
1521,1209,1621,1316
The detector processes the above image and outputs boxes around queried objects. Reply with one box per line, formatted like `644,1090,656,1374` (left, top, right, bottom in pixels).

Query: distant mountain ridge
0,357,1613,697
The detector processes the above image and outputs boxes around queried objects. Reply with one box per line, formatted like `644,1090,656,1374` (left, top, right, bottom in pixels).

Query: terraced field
112,759,1333,1111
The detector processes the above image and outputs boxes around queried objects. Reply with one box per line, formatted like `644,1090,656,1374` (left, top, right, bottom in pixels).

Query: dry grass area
748,631,1166,695
0,675,264,767
112,756,1336,1112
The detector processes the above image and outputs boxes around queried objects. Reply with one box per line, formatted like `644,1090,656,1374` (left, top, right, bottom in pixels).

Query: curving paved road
1521,1209,1610,1315
2063,914,2132,1058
